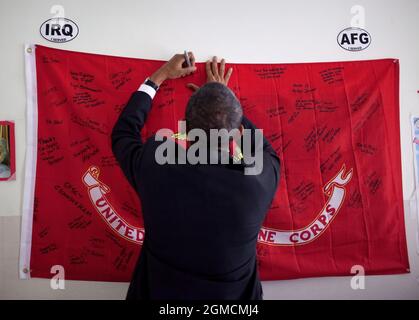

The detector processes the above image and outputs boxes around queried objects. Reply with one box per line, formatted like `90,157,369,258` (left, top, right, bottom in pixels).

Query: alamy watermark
350,5,366,28
50,265,65,290
154,121,265,176
350,264,365,290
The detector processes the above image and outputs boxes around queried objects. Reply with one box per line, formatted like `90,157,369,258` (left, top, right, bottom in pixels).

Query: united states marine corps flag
20,44,409,281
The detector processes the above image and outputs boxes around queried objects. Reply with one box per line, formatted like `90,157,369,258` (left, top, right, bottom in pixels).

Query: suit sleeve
241,115,281,190
111,91,152,189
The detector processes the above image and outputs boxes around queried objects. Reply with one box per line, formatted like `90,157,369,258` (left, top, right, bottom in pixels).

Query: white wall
0,0,418,299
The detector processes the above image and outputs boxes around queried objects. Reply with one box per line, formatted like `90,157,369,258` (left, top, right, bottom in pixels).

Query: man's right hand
187,56,233,92
150,52,196,87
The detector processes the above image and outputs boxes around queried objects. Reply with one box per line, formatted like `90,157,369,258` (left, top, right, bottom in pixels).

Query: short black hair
185,82,243,133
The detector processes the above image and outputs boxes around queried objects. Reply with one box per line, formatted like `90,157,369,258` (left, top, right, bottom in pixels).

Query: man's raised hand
187,56,233,92
150,52,196,86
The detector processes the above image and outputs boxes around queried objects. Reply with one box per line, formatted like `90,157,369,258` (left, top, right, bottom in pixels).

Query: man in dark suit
111,53,280,300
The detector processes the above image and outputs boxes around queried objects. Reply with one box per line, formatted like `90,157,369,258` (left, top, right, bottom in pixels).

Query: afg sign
337,27,371,51
40,18,79,43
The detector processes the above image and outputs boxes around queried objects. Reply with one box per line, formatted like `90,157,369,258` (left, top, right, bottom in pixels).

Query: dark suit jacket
111,90,280,300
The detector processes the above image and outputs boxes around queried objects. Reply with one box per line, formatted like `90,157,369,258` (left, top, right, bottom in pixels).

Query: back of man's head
185,82,243,133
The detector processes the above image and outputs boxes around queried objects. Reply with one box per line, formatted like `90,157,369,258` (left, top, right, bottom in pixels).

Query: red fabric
29,45,409,281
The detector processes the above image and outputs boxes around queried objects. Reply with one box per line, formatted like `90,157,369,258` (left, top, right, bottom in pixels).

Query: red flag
20,45,409,281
